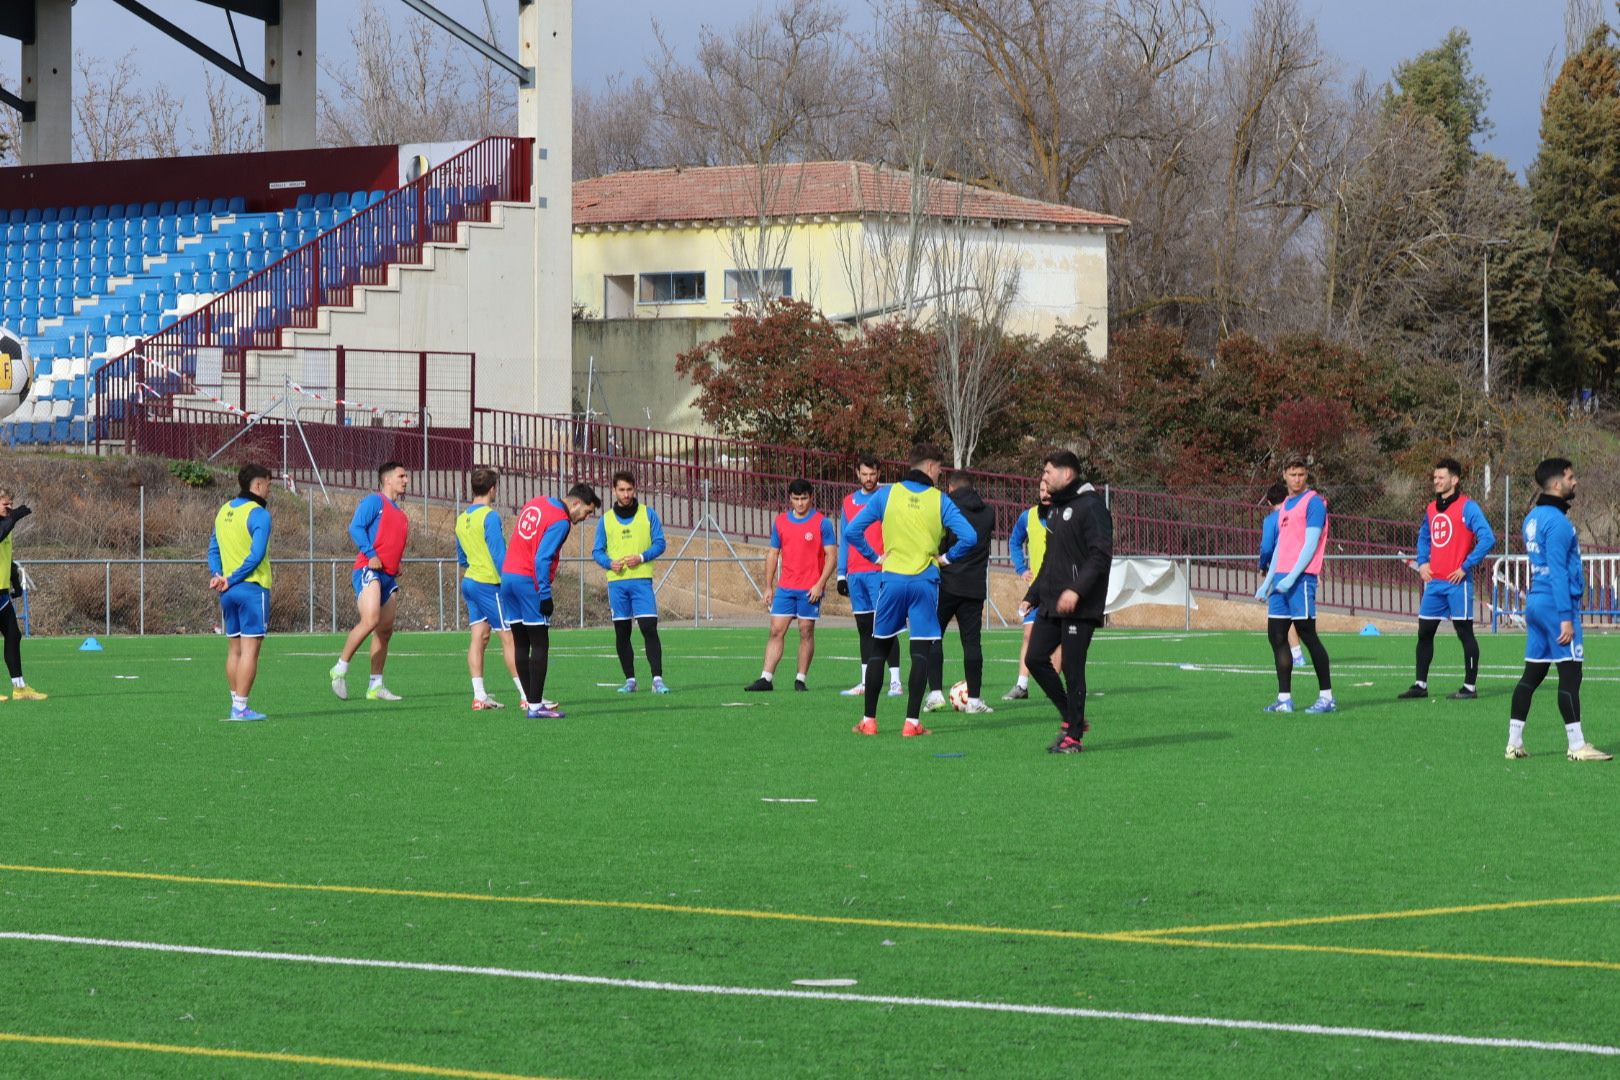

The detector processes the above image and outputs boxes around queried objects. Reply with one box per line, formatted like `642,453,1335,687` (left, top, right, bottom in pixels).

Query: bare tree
73,51,187,161
320,0,514,146
929,205,1022,468
573,77,660,179
198,71,261,156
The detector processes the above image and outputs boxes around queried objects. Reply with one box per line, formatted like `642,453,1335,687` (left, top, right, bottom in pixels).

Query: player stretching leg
209,465,272,720
331,462,410,701
0,487,43,701
593,471,671,694
1255,459,1334,714
457,465,522,710
1399,458,1495,701
1506,458,1609,761
837,456,902,697
500,484,600,719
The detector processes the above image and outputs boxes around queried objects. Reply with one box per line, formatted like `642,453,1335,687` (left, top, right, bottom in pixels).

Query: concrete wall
573,217,1113,357
572,318,732,433
281,201,569,416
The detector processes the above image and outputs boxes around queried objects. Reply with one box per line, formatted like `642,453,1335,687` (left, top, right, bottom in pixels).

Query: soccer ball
948,680,972,711
0,326,34,422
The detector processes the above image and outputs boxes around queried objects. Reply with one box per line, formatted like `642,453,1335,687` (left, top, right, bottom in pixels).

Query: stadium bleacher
1,190,389,444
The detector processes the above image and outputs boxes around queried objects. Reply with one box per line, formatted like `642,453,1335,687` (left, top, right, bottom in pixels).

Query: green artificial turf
1,625,1617,1078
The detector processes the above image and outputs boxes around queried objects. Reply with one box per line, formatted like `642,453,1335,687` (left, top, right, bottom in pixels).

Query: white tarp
1105,558,1198,614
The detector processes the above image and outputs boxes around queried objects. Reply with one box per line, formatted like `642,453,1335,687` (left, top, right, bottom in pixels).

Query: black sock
1556,660,1582,727
855,612,875,683
863,638,890,716
886,635,900,674
527,626,551,703
1415,620,1437,683
928,639,945,694
1510,662,1549,721
511,624,534,702
907,640,931,719
614,619,635,680
1454,620,1479,686
638,617,663,678
1295,619,1331,692
1268,619,1293,694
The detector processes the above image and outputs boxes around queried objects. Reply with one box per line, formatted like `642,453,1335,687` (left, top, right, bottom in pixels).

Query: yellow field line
0,862,1135,944
4,862,1617,976
1131,894,1620,937
1122,935,1620,973
0,1031,562,1079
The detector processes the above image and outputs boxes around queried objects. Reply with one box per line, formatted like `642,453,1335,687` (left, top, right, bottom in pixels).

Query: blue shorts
1023,604,1039,625
499,573,551,626
1266,573,1317,620
847,571,881,615
771,587,822,621
874,573,942,641
608,578,658,621
462,578,507,631
220,582,269,638
1525,599,1584,663
1419,579,1473,621
352,567,400,603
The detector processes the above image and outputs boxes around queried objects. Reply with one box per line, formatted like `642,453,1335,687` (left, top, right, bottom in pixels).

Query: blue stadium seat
6,210,22,224
91,204,109,221
313,192,332,211
211,197,229,215
176,199,194,216
212,269,230,291
74,206,92,222
228,196,245,213
41,208,58,224
332,192,350,209
23,209,41,224
158,200,176,216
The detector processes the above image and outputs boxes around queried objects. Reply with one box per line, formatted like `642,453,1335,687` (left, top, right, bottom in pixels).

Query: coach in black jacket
1021,450,1112,753
926,475,997,711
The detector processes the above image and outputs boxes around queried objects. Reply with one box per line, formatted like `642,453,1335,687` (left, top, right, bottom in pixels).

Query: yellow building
572,161,1128,359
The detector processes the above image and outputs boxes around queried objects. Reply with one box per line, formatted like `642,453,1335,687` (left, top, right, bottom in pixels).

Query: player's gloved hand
540,598,554,618
836,577,849,596
10,505,30,519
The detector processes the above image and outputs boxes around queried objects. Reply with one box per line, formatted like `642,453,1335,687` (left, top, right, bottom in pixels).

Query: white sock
796,672,808,684
369,674,384,690
857,663,867,683
512,676,527,699
1463,683,1475,692
1291,648,1305,662
1278,692,1292,702
1318,689,1334,702
889,666,901,685
1567,722,1587,752
1414,680,1427,689
1016,675,1029,689
1508,719,1526,748
333,659,349,676
11,676,23,689
624,676,637,687
652,675,665,686
231,694,247,711
760,671,774,683
471,677,487,700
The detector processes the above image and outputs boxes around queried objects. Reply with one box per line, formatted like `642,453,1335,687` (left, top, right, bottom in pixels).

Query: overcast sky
10,0,1568,175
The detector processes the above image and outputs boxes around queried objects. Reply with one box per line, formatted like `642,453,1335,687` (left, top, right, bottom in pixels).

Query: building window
724,268,792,302
638,271,706,304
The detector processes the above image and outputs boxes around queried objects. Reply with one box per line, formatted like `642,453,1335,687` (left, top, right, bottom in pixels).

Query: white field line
2,932,1615,1058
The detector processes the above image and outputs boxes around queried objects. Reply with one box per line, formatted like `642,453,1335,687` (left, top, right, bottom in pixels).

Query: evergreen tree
1386,28,1492,175
1530,25,1620,391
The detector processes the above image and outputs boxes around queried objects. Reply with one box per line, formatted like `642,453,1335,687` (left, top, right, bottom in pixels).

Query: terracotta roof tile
573,161,1129,230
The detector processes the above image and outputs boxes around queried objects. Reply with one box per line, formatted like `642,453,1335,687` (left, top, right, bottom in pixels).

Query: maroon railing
94,136,530,444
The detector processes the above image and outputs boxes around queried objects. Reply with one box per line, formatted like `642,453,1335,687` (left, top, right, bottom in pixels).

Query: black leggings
1510,660,1581,727
864,637,933,720
854,612,900,676
0,601,20,680
510,623,550,704
614,617,663,679
1269,618,1330,694
1416,618,1479,685
929,593,984,697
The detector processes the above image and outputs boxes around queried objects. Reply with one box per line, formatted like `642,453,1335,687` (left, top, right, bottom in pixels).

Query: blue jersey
1259,508,1279,571
845,479,977,580
1524,501,1582,623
